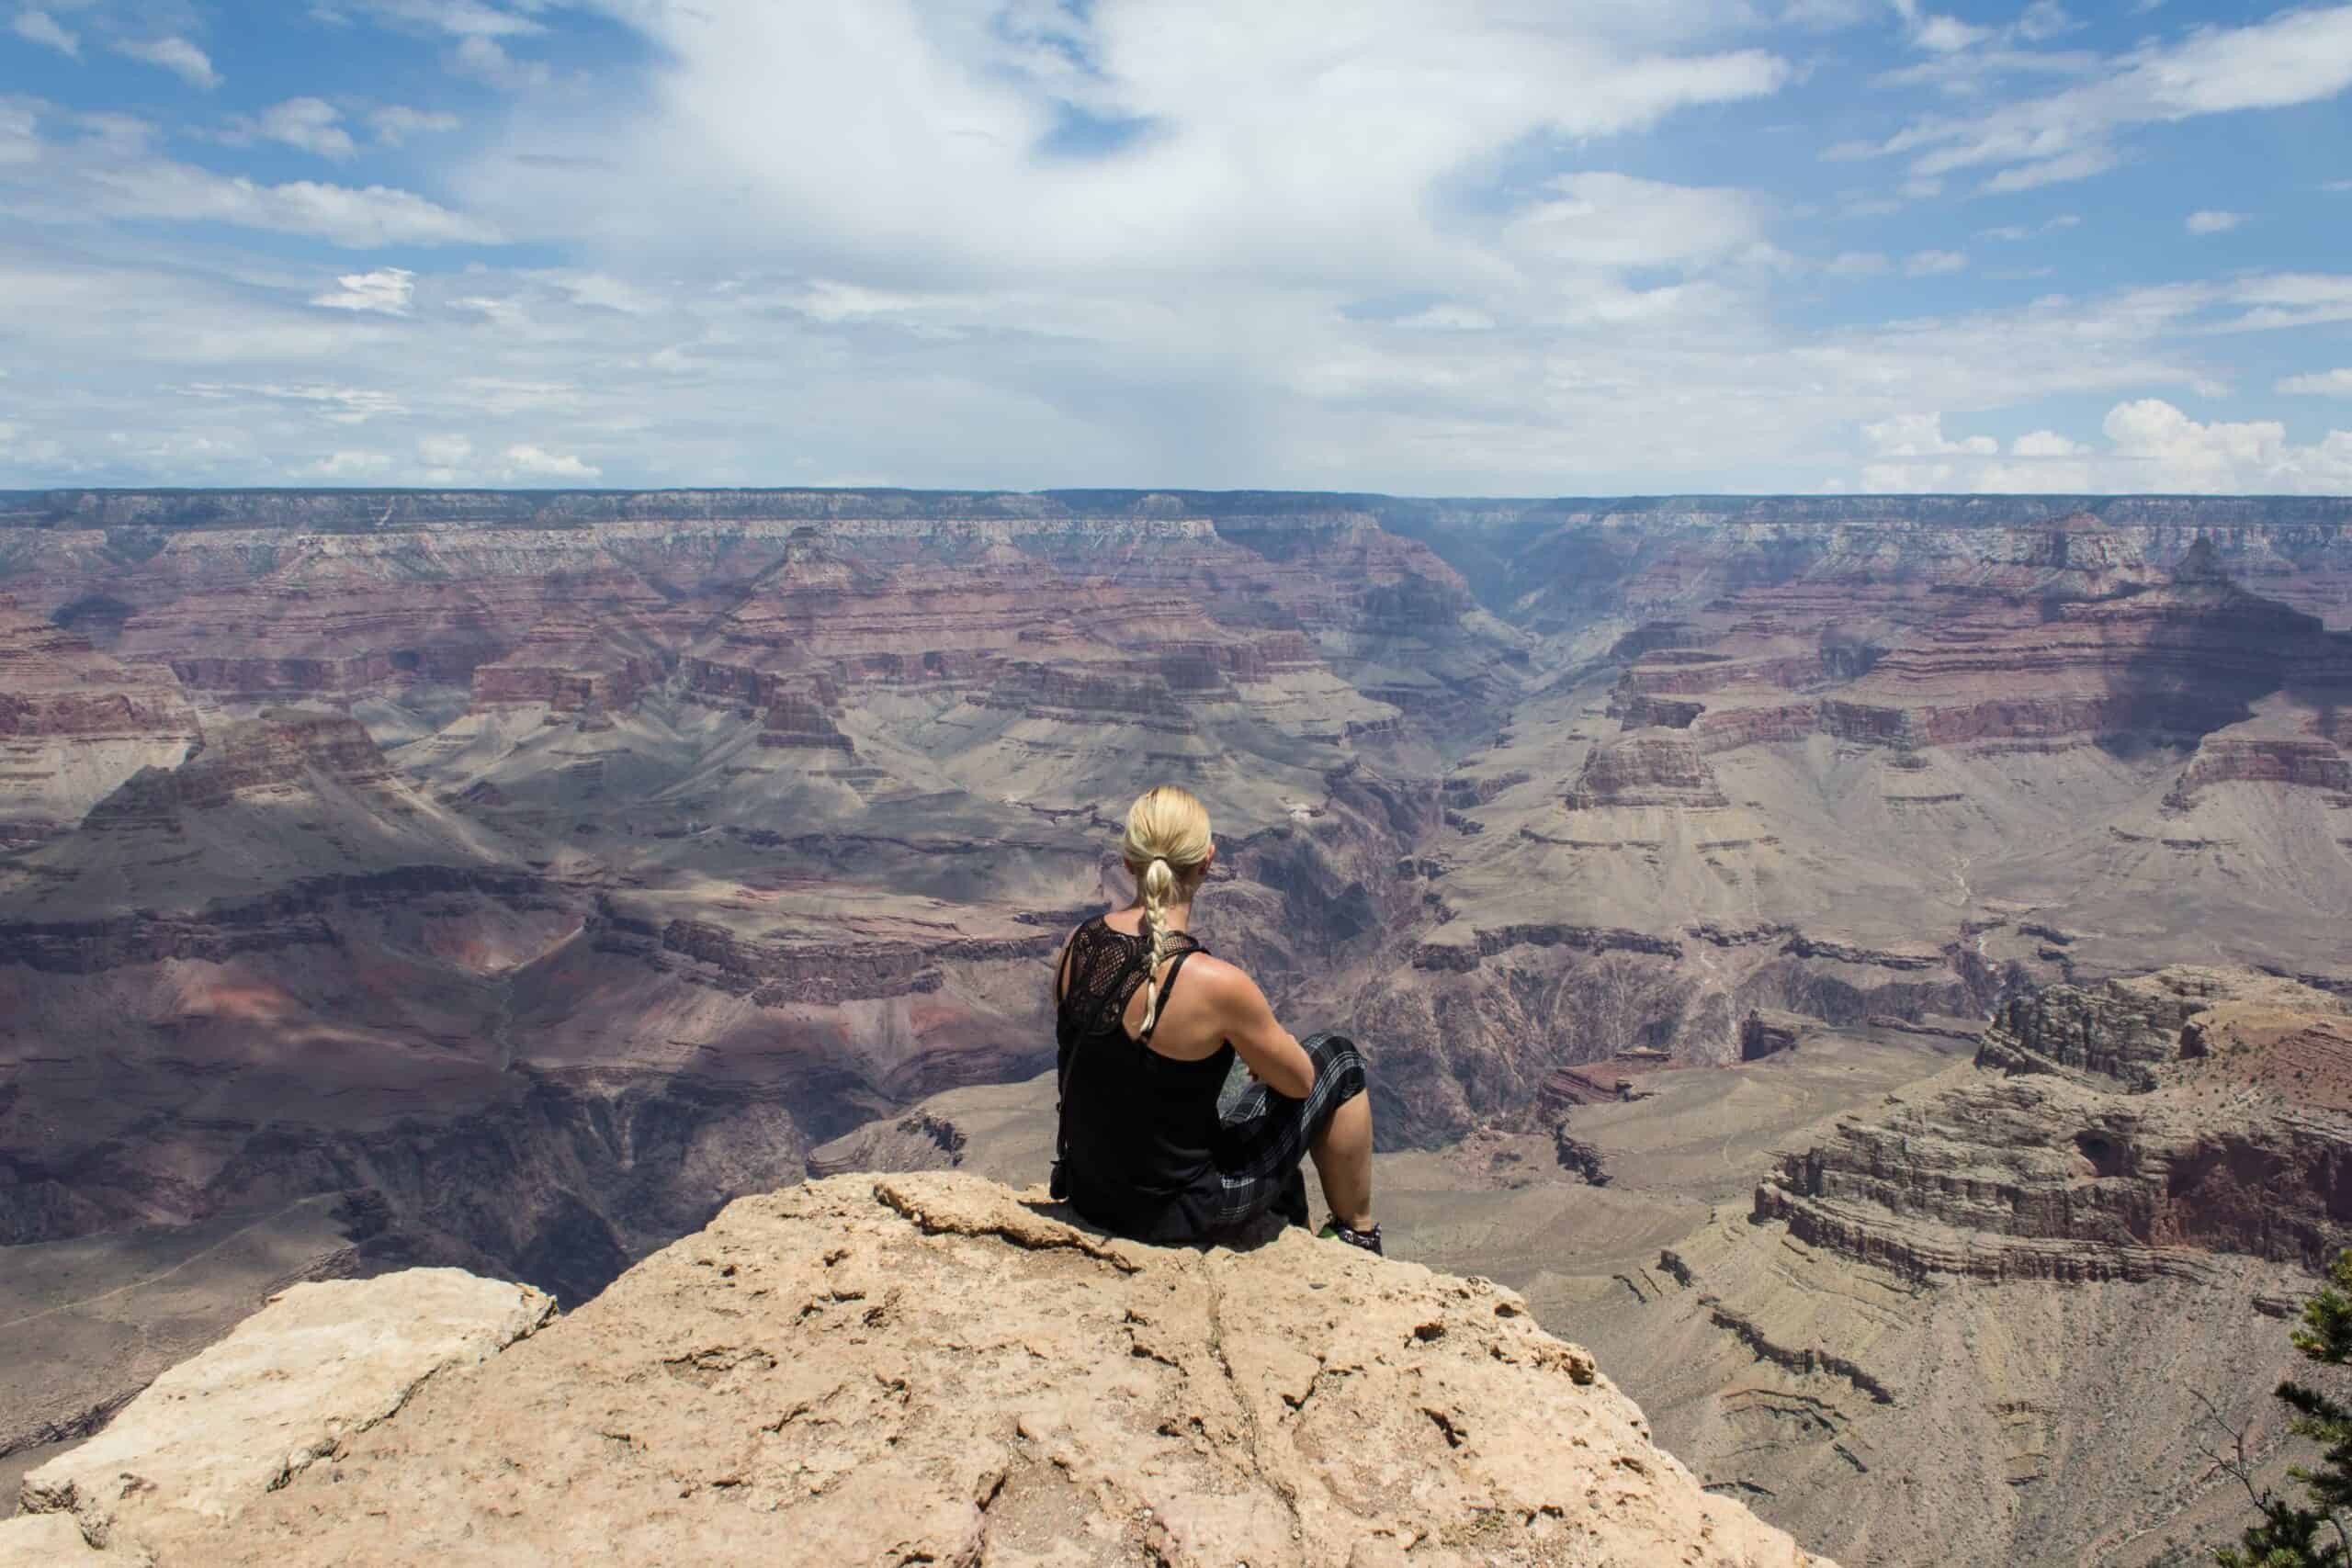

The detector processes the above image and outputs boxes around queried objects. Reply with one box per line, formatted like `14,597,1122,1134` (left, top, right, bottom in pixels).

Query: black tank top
1054,916,1231,1243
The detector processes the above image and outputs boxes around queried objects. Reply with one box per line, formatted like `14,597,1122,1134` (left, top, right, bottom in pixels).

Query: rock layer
0,597,200,845
1570,969,2352,1565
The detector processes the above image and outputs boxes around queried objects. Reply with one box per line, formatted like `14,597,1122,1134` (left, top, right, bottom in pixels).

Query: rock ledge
13,1173,1830,1567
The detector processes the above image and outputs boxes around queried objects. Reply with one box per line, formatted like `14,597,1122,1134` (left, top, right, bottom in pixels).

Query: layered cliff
0,596,200,846
1568,968,2352,1565
8,1173,1830,1568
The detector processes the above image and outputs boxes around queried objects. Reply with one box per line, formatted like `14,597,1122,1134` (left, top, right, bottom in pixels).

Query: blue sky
2,0,2350,493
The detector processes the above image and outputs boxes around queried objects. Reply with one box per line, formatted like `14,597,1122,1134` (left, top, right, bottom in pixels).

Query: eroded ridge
1754,967,2352,1284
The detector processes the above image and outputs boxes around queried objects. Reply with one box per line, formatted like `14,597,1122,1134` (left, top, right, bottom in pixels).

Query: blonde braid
1136,855,1176,1035
1119,784,1213,1039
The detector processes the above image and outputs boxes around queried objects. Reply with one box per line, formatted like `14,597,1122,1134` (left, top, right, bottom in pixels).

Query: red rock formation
753,678,854,752
0,598,197,742
468,607,667,714
2164,735,2352,807
1564,734,1729,809
84,709,394,828
1755,968,2352,1282
0,596,202,843
1536,1059,1668,1115
1601,519,2347,760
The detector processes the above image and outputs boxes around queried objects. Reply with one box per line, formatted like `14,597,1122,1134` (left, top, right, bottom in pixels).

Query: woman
1051,784,1382,1254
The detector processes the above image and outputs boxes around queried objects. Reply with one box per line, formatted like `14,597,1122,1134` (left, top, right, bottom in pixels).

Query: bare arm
1209,963,1316,1100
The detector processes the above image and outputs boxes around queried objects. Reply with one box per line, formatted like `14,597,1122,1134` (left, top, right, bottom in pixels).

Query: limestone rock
18,1269,554,1557
97,1173,1830,1566
0,1512,107,1565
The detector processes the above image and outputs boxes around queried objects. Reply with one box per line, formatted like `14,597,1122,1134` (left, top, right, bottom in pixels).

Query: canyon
3,487,2350,1558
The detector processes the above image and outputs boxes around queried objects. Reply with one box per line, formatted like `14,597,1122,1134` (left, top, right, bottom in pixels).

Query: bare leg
1308,1092,1374,1232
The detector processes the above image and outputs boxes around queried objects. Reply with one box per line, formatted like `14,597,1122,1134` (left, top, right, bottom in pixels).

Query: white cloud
1391,301,1496,331
2214,274,2352,332
418,433,473,466
311,267,415,314
90,162,502,246
1502,171,1775,273
1981,147,2116,192
300,449,395,479
452,34,548,88
2017,3,2078,43
114,36,220,90
2102,398,2352,492
184,382,407,423
552,271,666,315
474,1,1791,291
2278,368,2352,397
0,98,35,166
785,280,933,323
1977,212,2080,241
1857,400,2352,493
11,8,76,56
370,105,460,146
1869,7,2352,193
1873,44,2101,99
332,1,547,39
1889,0,1990,51
447,293,520,323
1905,249,1968,276
450,378,582,415
1864,411,1999,457
1914,14,1991,52
2185,209,2245,234
0,228,2275,492
1861,410,2017,486
229,98,358,161
1827,250,1889,276
498,443,598,479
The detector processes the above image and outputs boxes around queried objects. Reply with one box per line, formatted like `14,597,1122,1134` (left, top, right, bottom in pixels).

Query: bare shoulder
1176,953,1266,1010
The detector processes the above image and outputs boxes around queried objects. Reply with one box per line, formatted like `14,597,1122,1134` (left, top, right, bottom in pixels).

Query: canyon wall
1570,966,2352,1566
3,489,2349,1518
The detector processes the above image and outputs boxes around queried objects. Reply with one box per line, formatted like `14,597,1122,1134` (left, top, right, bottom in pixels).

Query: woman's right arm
1210,963,1316,1100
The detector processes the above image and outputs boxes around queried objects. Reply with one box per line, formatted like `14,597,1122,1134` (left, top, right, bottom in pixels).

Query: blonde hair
1120,784,1213,1036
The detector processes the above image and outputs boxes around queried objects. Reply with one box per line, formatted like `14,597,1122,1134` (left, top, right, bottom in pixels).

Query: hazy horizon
7,484,2352,506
